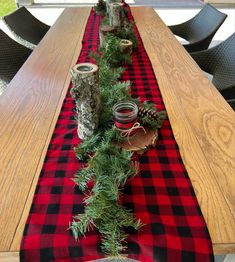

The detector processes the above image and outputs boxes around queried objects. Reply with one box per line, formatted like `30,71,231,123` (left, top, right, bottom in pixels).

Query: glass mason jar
112,101,138,131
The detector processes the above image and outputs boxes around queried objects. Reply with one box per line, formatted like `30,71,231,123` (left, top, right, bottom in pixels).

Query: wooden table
0,6,234,261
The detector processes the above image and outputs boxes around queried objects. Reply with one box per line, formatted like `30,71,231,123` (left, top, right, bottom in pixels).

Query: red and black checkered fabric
20,7,214,262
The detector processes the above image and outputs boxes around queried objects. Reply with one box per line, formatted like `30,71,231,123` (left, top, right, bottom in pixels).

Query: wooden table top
0,7,91,260
131,7,235,254
0,6,234,261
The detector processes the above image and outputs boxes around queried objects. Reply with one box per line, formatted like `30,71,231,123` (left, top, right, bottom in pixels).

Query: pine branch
138,101,167,129
103,126,123,144
70,213,93,239
101,222,126,255
141,100,157,110
103,34,132,67
140,111,167,129
73,132,101,160
94,0,106,15
100,15,109,26
73,167,95,192
116,22,138,49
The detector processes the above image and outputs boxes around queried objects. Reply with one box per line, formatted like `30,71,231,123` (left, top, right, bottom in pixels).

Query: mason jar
112,101,138,131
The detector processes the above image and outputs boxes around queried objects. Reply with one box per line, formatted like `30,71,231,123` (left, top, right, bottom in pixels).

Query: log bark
109,2,124,28
106,0,122,14
120,39,133,54
106,0,111,14
70,63,100,140
99,25,116,48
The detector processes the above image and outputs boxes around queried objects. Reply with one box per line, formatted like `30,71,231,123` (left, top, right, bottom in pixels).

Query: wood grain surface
0,252,19,262
131,7,235,254
0,7,91,252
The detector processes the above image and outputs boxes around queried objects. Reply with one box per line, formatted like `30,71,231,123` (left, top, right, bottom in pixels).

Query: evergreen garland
103,33,132,67
70,54,143,255
99,8,138,50
70,3,166,257
94,0,106,15
115,22,138,49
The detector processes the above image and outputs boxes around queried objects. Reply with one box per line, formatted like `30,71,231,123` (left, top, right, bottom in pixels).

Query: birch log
120,39,133,54
70,63,100,140
106,0,122,14
106,0,111,14
99,25,116,48
109,2,124,28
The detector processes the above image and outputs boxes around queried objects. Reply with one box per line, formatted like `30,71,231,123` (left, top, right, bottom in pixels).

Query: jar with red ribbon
112,101,138,135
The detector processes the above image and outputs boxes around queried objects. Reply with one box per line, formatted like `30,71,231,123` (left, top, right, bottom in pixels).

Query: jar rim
112,101,138,119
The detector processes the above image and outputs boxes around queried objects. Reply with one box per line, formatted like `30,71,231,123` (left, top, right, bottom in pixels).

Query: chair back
191,33,235,99
169,4,227,52
210,34,235,91
3,6,50,46
0,29,32,84
187,4,227,46
226,99,235,111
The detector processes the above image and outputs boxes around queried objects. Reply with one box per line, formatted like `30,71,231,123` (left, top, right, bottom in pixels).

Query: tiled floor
134,0,203,7
34,0,135,4
0,2,234,47
34,0,202,7
1,4,233,47
157,7,235,45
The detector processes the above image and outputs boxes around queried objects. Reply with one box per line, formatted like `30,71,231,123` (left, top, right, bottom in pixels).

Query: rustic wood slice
119,126,158,154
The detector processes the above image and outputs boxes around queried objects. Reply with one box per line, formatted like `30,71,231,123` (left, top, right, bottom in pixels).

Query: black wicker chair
3,6,50,47
0,29,32,94
226,99,235,111
190,33,235,110
169,4,227,52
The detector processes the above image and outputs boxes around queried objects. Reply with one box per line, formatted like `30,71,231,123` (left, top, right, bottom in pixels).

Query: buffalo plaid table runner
20,6,214,262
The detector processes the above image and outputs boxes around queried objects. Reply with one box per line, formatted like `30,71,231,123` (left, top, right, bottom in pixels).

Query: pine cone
138,107,158,120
